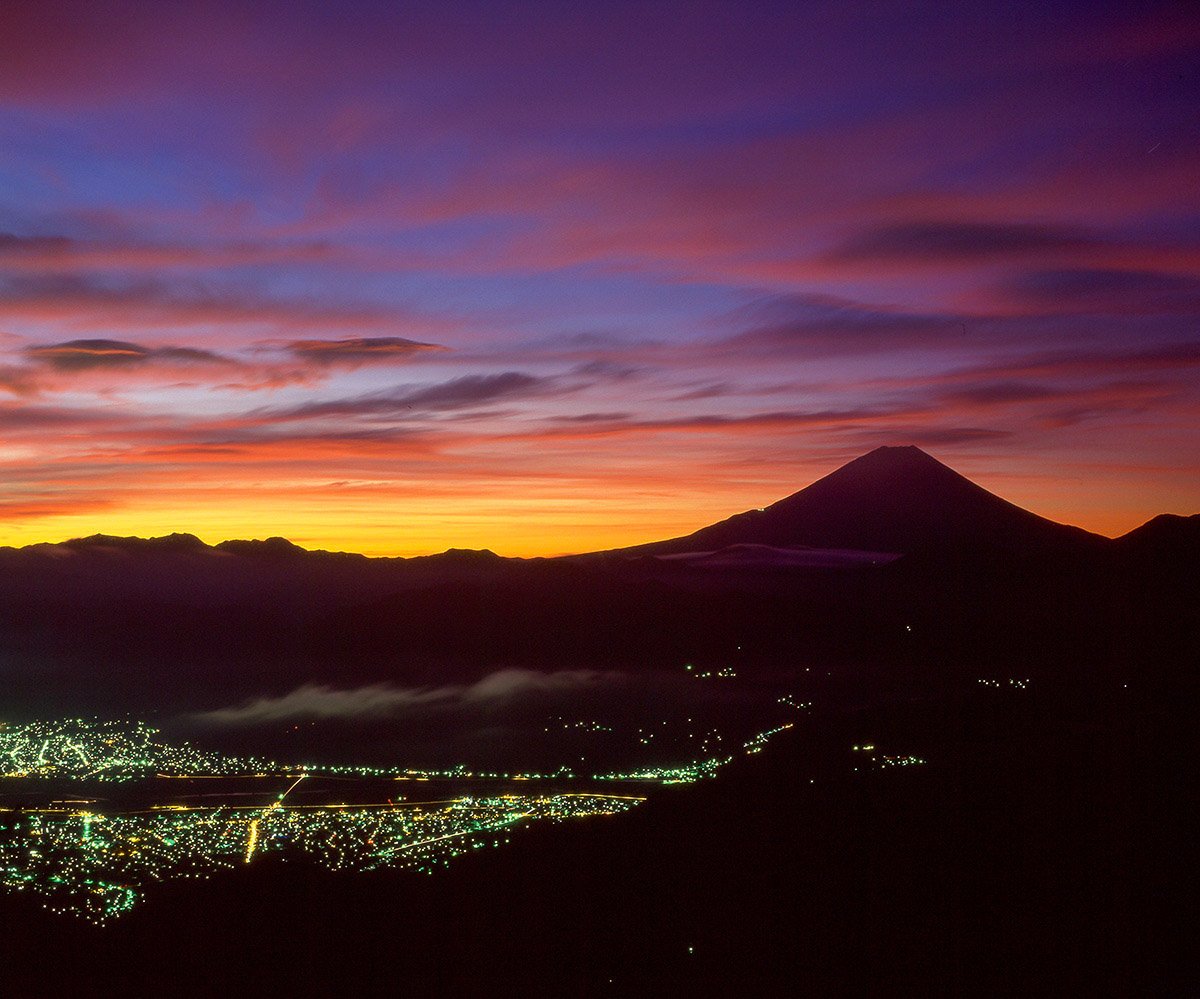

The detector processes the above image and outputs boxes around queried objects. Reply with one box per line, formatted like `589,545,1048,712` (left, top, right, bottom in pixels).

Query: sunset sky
1,0,1198,555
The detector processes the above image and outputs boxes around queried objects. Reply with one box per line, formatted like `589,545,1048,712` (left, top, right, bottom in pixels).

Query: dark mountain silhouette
652,543,902,570
0,446,1169,995
1117,512,1200,559
0,445,1192,718
62,532,211,554
613,445,1104,558
0,447,1164,575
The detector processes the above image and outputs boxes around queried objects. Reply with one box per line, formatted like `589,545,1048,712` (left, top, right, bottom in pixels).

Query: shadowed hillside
0,447,1192,719
615,445,1104,557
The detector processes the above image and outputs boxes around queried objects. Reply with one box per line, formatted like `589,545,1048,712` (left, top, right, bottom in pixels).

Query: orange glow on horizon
2,453,1190,558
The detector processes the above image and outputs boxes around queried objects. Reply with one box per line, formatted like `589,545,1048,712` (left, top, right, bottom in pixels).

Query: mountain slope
1117,513,1200,560
0,445,1190,717
615,445,1105,557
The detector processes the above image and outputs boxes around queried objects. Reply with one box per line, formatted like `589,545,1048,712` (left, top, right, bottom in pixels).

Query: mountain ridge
0,445,1191,715
610,445,1108,559
0,446,1189,562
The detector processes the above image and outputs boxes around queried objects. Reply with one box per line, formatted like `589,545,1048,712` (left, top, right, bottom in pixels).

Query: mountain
612,445,1104,558
0,448,1168,995
1117,513,1200,560
0,445,1192,717
1,447,1117,573
652,543,902,570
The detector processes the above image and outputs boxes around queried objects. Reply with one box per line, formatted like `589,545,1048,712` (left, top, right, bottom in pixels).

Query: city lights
0,793,642,922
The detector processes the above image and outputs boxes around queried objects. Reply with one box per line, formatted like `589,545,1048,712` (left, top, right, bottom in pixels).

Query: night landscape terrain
2,1,1197,995
0,446,1189,993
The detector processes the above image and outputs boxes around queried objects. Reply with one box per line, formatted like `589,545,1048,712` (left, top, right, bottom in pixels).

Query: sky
1,0,1198,555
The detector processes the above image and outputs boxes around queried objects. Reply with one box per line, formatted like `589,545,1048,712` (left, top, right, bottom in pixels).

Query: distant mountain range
0,445,1194,715
2,446,1190,566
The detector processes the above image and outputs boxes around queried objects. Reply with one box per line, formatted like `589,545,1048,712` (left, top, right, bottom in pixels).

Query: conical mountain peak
803,445,971,492
621,446,1102,558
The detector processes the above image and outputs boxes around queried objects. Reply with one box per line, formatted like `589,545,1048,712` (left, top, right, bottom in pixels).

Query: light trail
244,818,260,863
275,774,308,805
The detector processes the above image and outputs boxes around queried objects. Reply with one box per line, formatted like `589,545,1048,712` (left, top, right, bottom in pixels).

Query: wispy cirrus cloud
278,336,448,368
1,332,452,397
0,491,116,521
825,220,1094,264
713,294,972,357
0,230,340,272
194,669,618,724
997,268,1200,316
0,402,130,431
908,340,1200,386
269,372,576,422
0,273,466,344
25,338,232,371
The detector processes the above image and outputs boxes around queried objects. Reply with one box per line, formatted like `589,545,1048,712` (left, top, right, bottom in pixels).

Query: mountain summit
619,445,1103,557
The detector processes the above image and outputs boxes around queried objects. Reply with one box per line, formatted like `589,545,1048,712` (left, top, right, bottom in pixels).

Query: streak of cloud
26,338,232,371
194,669,618,724
280,336,448,367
